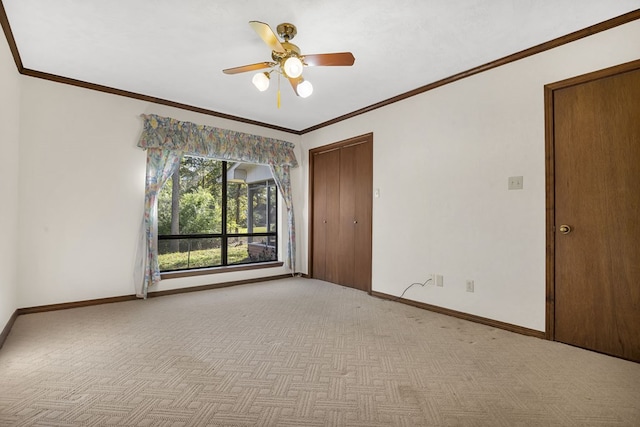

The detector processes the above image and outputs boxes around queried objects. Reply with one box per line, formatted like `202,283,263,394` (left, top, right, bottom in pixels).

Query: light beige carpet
0,278,638,426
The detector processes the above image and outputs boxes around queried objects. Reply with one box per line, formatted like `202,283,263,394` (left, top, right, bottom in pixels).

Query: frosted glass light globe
252,72,270,91
283,57,303,78
298,80,313,98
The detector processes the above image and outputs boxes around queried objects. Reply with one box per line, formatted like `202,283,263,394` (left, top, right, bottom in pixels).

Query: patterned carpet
0,278,639,426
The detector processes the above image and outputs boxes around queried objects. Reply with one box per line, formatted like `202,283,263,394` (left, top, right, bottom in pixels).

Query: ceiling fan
223,21,355,106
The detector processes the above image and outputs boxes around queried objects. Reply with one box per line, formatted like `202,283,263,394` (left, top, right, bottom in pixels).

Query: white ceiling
3,1,639,132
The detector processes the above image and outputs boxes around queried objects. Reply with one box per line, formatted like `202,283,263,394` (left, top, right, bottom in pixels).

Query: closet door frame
308,133,373,293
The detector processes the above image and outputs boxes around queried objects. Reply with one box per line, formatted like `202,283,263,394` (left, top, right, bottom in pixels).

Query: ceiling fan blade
303,52,355,67
249,21,285,53
222,62,274,75
288,76,303,96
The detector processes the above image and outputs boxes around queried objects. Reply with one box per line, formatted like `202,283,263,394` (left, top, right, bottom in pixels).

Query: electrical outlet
436,275,444,287
466,280,474,293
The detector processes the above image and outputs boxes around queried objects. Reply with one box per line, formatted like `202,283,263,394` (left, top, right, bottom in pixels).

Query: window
157,156,278,272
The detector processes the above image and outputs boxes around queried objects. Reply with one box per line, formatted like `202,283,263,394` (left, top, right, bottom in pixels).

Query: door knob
559,224,572,234
353,220,358,224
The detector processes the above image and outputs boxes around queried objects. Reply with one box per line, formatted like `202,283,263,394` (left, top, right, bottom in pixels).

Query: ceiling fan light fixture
298,80,313,98
224,21,354,105
283,56,303,78
252,72,270,91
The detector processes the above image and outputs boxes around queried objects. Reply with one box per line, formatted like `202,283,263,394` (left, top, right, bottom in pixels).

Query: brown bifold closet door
311,134,373,292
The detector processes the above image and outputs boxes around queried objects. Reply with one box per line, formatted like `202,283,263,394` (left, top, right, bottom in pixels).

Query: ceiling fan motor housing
272,41,301,61
276,23,297,41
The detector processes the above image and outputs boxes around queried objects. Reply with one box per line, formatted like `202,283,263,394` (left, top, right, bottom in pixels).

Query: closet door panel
353,141,373,291
312,149,340,283
324,150,341,283
311,151,329,281
338,145,357,287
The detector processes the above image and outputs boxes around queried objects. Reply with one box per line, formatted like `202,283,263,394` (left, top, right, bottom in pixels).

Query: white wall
0,32,20,329
17,77,301,308
7,19,640,332
299,20,640,331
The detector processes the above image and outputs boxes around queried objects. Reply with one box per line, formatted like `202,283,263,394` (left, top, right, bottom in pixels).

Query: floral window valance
138,114,298,167
135,114,298,298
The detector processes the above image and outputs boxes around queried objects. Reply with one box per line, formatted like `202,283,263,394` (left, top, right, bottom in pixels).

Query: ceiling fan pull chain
277,73,281,109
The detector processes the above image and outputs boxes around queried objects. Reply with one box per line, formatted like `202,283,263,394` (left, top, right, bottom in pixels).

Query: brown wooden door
337,141,373,291
312,148,340,283
550,64,640,362
338,145,357,287
310,134,373,292
352,140,373,291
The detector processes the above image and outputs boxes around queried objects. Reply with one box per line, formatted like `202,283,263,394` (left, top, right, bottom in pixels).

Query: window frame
157,158,280,275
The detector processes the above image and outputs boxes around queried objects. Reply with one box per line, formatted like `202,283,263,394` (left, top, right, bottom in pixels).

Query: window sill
160,261,285,280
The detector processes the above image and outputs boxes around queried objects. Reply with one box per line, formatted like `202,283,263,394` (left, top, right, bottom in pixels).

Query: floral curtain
270,165,295,271
138,148,183,297
136,114,298,297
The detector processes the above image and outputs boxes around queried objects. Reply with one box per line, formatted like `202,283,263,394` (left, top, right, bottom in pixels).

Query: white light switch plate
508,176,523,190
466,280,474,293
